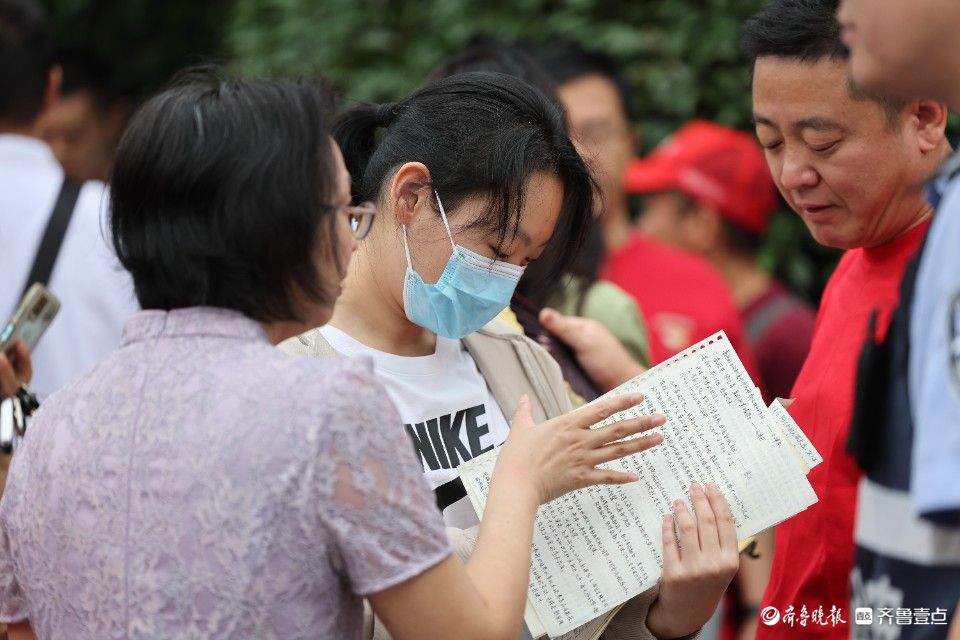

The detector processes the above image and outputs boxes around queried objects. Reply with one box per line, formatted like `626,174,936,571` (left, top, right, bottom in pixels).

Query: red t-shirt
758,222,928,638
602,233,763,385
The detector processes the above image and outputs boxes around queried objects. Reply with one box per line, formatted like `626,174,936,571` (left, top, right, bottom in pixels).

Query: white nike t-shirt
320,325,511,528
321,326,537,640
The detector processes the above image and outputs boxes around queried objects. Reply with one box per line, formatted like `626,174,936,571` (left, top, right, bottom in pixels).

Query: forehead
486,170,564,247
751,56,884,129
557,73,628,127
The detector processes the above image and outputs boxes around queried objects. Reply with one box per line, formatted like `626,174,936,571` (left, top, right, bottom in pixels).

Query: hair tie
376,103,397,128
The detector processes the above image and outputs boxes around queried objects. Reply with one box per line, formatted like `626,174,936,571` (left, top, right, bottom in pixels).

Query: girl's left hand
0,341,32,399
647,482,740,639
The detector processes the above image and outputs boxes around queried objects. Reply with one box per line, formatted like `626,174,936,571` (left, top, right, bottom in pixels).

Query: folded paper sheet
458,331,820,639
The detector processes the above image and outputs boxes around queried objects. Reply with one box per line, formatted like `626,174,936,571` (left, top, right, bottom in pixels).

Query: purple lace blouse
0,307,451,639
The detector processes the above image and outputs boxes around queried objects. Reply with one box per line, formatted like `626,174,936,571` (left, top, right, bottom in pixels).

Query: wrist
595,358,644,393
646,597,690,640
489,462,543,508
736,601,761,623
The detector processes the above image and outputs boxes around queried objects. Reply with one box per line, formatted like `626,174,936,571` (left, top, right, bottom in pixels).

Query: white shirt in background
0,134,138,397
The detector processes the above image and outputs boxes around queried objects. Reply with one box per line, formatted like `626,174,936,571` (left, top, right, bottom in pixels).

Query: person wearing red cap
631,120,816,403
628,121,816,639
537,46,763,387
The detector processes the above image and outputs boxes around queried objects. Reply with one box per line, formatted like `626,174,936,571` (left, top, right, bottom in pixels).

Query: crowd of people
0,0,957,638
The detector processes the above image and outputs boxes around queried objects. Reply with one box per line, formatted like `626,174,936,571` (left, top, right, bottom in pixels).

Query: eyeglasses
342,202,376,240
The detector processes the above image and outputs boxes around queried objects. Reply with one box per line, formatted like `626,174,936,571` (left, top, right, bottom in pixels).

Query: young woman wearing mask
281,71,739,640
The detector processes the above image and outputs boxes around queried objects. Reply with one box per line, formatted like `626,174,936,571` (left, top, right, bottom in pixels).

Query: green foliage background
45,0,840,301
45,0,231,97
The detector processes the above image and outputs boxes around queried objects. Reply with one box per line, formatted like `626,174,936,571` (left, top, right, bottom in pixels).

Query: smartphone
1,283,60,353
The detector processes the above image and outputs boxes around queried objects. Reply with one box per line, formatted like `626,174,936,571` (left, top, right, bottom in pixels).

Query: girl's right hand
495,393,665,505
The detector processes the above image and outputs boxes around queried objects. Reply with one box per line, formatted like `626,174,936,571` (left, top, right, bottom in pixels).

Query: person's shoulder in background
604,233,761,381
575,279,651,368
744,280,816,401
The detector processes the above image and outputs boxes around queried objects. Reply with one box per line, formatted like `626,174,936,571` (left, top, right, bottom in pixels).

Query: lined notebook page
458,332,819,638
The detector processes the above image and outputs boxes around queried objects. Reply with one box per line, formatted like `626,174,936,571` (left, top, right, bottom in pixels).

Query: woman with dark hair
427,45,652,399
281,71,739,640
0,67,665,640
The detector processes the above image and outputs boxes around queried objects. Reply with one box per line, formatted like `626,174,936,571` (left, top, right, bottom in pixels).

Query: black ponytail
375,102,398,127
334,71,595,282
332,103,380,199
333,101,402,201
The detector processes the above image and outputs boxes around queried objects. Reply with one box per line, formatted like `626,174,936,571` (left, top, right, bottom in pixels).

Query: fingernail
690,482,703,494
651,414,666,426
631,393,645,404
673,499,684,509
626,473,639,482
663,514,673,524
706,482,719,494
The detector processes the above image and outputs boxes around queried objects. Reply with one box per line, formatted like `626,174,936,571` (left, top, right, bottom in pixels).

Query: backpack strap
745,294,803,345
21,179,81,298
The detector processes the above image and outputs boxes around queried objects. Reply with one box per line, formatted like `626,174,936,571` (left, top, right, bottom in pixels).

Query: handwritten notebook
458,331,821,639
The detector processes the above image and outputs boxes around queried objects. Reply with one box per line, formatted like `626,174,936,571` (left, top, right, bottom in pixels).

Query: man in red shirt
741,0,950,635
538,47,762,374
629,120,816,403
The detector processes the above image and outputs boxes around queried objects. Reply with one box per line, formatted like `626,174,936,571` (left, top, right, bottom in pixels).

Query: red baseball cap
624,120,780,235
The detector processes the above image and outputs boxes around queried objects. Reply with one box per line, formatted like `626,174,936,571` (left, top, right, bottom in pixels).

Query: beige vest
278,319,573,423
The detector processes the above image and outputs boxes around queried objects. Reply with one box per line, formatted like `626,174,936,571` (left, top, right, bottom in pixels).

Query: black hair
57,48,124,110
741,0,905,119
0,0,52,125
335,71,595,284
741,0,847,63
425,45,603,309
721,219,764,258
425,44,563,112
535,43,635,123
537,221,606,314
110,66,340,322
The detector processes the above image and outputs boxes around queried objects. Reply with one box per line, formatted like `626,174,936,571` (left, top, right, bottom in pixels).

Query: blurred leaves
226,0,838,301
46,0,840,301
45,0,231,98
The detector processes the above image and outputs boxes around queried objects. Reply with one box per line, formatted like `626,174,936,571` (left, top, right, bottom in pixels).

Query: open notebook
458,331,822,639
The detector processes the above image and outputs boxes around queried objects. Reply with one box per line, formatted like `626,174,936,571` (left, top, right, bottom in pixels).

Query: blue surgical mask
402,192,525,339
